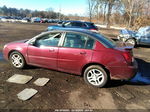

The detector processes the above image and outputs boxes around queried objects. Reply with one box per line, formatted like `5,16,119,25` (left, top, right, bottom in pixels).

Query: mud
0,23,150,111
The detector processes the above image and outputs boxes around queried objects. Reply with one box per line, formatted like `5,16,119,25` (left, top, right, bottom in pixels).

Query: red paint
3,39,137,80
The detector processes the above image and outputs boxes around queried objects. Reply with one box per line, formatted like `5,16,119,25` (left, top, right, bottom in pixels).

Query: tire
84,65,108,88
9,51,26,69
125,38,136,47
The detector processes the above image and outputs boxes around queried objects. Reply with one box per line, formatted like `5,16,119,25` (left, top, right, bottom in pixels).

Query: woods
0,5,64,19
0,0,150,29
87,0,150,29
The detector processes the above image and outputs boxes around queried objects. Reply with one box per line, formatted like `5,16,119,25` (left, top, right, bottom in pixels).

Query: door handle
80,52,86,55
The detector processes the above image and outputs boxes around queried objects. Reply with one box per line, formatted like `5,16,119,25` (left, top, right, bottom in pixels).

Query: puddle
0,52,3,61
0,52,7,63
129,72,150,84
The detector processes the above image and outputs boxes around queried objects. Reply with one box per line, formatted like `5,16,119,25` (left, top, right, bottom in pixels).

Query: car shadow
127,58,150,85
136,45,150,48
106,58,150,88
1,51,150,88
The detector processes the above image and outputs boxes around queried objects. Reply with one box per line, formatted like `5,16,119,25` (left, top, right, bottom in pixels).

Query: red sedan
3,29,137,87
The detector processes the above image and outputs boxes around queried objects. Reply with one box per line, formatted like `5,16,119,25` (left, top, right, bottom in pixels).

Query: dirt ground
0,23,150,111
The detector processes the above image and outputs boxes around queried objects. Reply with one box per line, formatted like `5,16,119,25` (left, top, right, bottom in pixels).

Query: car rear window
85,22,97,28
94,33,116,48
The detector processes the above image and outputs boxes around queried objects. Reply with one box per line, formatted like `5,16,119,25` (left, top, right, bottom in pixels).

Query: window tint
85,22,97,28
82,23,87,27
94,33,116,48
72,22,83,27
35,33,61,47
64,22,72,27
63,33,94,49
85,38,95,49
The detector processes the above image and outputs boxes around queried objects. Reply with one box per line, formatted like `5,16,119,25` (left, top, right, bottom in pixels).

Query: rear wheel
84,65,108,88
9,51,26,69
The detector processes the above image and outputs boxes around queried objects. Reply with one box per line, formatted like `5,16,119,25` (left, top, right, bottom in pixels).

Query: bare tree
121,0,145,28
94,0,119,28
87,0,96,22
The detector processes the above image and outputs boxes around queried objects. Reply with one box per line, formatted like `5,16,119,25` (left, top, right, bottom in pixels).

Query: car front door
27,32,62,69
58,32,95,75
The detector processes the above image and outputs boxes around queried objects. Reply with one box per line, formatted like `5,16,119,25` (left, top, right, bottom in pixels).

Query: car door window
63,33,95,49
82,23,87,28
34,33,61,47
72,22,82,27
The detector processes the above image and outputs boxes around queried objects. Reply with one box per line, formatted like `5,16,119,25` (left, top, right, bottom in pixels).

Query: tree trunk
128,14,132,28
106,1,113,28
103,3,107,24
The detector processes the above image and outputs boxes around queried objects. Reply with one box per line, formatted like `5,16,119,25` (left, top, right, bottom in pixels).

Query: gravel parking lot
0,23,150,111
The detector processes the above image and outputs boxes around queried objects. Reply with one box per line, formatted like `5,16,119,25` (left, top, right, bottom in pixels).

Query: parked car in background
118,26,150,47
22,17,31,23
3,28,137,87
0,16,10,22
0,16,22,22
0,16,3,20
57,20,65,26
40,18,48,23
47,21,98,32
31,17,41,23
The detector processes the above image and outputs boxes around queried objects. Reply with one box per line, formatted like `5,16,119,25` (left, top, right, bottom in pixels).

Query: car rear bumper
109,60,138,80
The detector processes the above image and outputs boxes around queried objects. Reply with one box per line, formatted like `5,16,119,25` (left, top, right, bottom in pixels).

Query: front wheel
125,38,136,47
84,65,108,88
9,51,26,69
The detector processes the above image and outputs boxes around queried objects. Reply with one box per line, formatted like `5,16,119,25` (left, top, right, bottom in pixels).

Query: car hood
7,39,29,45
120,29,137,37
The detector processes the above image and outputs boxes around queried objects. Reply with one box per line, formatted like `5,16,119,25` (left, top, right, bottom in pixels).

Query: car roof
43,28,108,45
64,20,83,23
63,20,94,24
45,28,96,36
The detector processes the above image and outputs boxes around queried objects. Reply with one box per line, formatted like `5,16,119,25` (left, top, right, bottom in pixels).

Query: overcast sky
0,0,87,15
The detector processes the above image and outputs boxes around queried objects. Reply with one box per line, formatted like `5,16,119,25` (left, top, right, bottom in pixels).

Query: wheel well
127,38,137,42
81,63,110,78
8,50,17,59
8,50,24,60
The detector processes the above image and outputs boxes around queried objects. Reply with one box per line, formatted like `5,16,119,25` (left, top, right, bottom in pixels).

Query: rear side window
85,22,97,28
85,38,95,49
72,22,81,27
63,33,95,49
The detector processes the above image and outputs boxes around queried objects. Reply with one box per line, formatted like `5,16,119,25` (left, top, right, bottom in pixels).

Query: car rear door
58,32,95,75
27,32,63,69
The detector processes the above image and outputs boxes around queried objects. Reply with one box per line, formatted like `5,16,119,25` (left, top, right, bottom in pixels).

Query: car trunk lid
115,46,134,65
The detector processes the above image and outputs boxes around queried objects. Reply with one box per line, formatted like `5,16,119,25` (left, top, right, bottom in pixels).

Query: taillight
123,52,133,65
90,29,97,31
90,29,98,33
